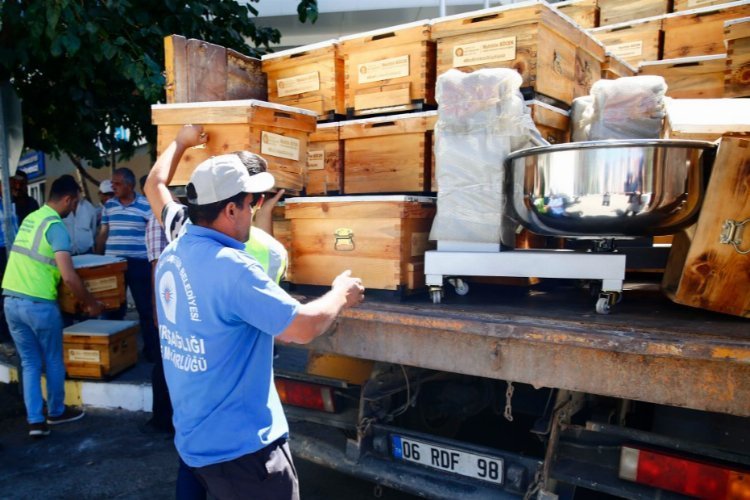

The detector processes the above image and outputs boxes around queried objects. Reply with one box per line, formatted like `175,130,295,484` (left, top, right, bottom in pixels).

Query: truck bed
297,281,750,417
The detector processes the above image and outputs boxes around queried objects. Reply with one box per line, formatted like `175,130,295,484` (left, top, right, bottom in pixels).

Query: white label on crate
452,37,517,68
307,149,325,171
687,0,716,7
261,132,300,161
358,55,410,84
277,72,320,97
68,349,100,363
85,276,118,293
608,41,643,59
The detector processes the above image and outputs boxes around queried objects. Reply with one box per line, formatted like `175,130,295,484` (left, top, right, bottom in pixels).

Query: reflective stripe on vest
10,215,59,266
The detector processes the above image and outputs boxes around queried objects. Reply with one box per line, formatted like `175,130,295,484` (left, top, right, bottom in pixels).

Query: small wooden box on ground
341,111,437,194
639,54,727,97
164,35,266,103
431,1,606,106
63,320,139,379
554,0,599,28
527,100,571,145
662,1,750,59
262,40,345,121
724,16,750,97
602,52,638,79
338,21,436,117
597,0,669,26
58,255,127,315
589,16,664,67
152,100,317,193
662,134,750,318
306,122,343,195
285,195,436,293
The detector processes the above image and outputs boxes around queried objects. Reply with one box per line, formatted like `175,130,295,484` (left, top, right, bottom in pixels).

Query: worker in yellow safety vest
2,175,104,438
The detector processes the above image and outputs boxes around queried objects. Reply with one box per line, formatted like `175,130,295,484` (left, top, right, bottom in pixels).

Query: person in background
95,167,158,363
63,187,97,255
11,170,39,225
96,180,115,227
2,175,104,437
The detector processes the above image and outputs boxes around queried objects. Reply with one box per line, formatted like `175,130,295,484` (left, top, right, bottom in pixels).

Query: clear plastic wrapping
430,69,536,245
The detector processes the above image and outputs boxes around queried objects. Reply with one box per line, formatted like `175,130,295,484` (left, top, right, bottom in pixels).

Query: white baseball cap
187,154,275,205
99,179,114,194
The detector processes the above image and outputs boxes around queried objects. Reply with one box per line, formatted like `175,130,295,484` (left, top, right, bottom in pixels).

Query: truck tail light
619,446,750,499
275,378,336,413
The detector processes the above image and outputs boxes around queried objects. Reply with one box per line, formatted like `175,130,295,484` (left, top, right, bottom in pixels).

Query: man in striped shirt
95,167,158,362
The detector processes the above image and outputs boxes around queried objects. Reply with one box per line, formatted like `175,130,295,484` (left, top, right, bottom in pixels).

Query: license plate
391,435,504,485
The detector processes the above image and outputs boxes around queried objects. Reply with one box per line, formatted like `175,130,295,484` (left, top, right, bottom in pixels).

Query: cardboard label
453,37,517,68
68,349,101,363
277,72,320,97
358,55,410,84
261,132,300,161
85,276,118,293
687,0,717,7
307,150,325,171
608,41,643,59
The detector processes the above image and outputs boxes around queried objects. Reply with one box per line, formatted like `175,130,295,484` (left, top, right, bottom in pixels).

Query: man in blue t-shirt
155,155,364,499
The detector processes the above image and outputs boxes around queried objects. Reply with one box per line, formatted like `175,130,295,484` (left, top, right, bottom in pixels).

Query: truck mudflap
288,420,542,499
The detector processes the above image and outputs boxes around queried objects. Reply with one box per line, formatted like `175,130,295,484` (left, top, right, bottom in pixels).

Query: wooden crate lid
525,99,570,129
662,0,750,28
589,14,666,33
665,98,750,135
430,0,605,58
337,20,431,50
604,52,637,72
151,99,318,132
309,121,340,142
339,110,438,138
285,195,436,219
64,320,139,340
72,254,126,270
724,15,750,39
639,53,727,72
261,39,338,61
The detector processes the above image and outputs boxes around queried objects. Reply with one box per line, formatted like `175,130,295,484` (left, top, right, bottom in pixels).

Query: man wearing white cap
155,154,364,499
95,180,114,228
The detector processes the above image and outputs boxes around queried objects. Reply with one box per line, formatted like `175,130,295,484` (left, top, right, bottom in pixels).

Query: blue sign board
17,151,45,181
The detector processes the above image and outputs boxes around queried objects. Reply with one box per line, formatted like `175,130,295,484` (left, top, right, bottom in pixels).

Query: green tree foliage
0,0,317,168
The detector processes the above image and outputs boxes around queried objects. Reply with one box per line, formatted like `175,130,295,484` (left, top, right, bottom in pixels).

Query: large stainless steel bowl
504,139,716,237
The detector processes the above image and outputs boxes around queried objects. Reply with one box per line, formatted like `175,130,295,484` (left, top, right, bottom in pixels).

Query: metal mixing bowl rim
505,139,717,165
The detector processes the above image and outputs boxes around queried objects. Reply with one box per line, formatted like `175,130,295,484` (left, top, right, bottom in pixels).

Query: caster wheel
453,279,470,296
431,289,443,304
595,297,611,315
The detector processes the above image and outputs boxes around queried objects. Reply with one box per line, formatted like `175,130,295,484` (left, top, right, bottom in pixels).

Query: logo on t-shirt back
159,271,177,324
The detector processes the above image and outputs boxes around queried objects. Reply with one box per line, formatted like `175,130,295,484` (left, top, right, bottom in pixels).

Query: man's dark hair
14,170,28,181
113,167,136,187
49,175,81,201
231,151,268,176
186,190,249,226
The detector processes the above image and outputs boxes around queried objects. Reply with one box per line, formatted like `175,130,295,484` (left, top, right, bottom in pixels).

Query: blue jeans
5,296,66,424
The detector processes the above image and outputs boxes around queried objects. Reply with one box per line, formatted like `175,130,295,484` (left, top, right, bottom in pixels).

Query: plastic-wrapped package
587,76,667,140
429,69,536,245
570,95,593,142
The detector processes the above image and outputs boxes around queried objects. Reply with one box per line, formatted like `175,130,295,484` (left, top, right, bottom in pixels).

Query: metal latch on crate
720,218,750,255
334,228,354,251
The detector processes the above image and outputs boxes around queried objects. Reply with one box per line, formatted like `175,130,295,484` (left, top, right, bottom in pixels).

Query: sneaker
29,422,51,437
46,406,85,425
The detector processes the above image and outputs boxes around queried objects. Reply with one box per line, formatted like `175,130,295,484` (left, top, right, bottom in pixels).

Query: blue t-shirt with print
155,224,299,468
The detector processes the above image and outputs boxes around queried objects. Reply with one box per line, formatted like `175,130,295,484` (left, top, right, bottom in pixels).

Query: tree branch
68,154,98,201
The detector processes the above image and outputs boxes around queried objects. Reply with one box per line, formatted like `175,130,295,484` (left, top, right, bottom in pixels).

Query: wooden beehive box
341,111,437,194
164,35,266,103
602,52,638,79
306,122,342,195
662,134,750,317
589,16,664,67
285,195,436,292
639,54,727,97
527,100,571,144
724,16,750,97
63,320,139,379
554,0,599,28
673,0,740,12
663,97,750,140
662,1,750,59
152,100,317,193
338,21,436,117
431,1,606,106
597,0,670,26
58,255,127,315
262,40,345,121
